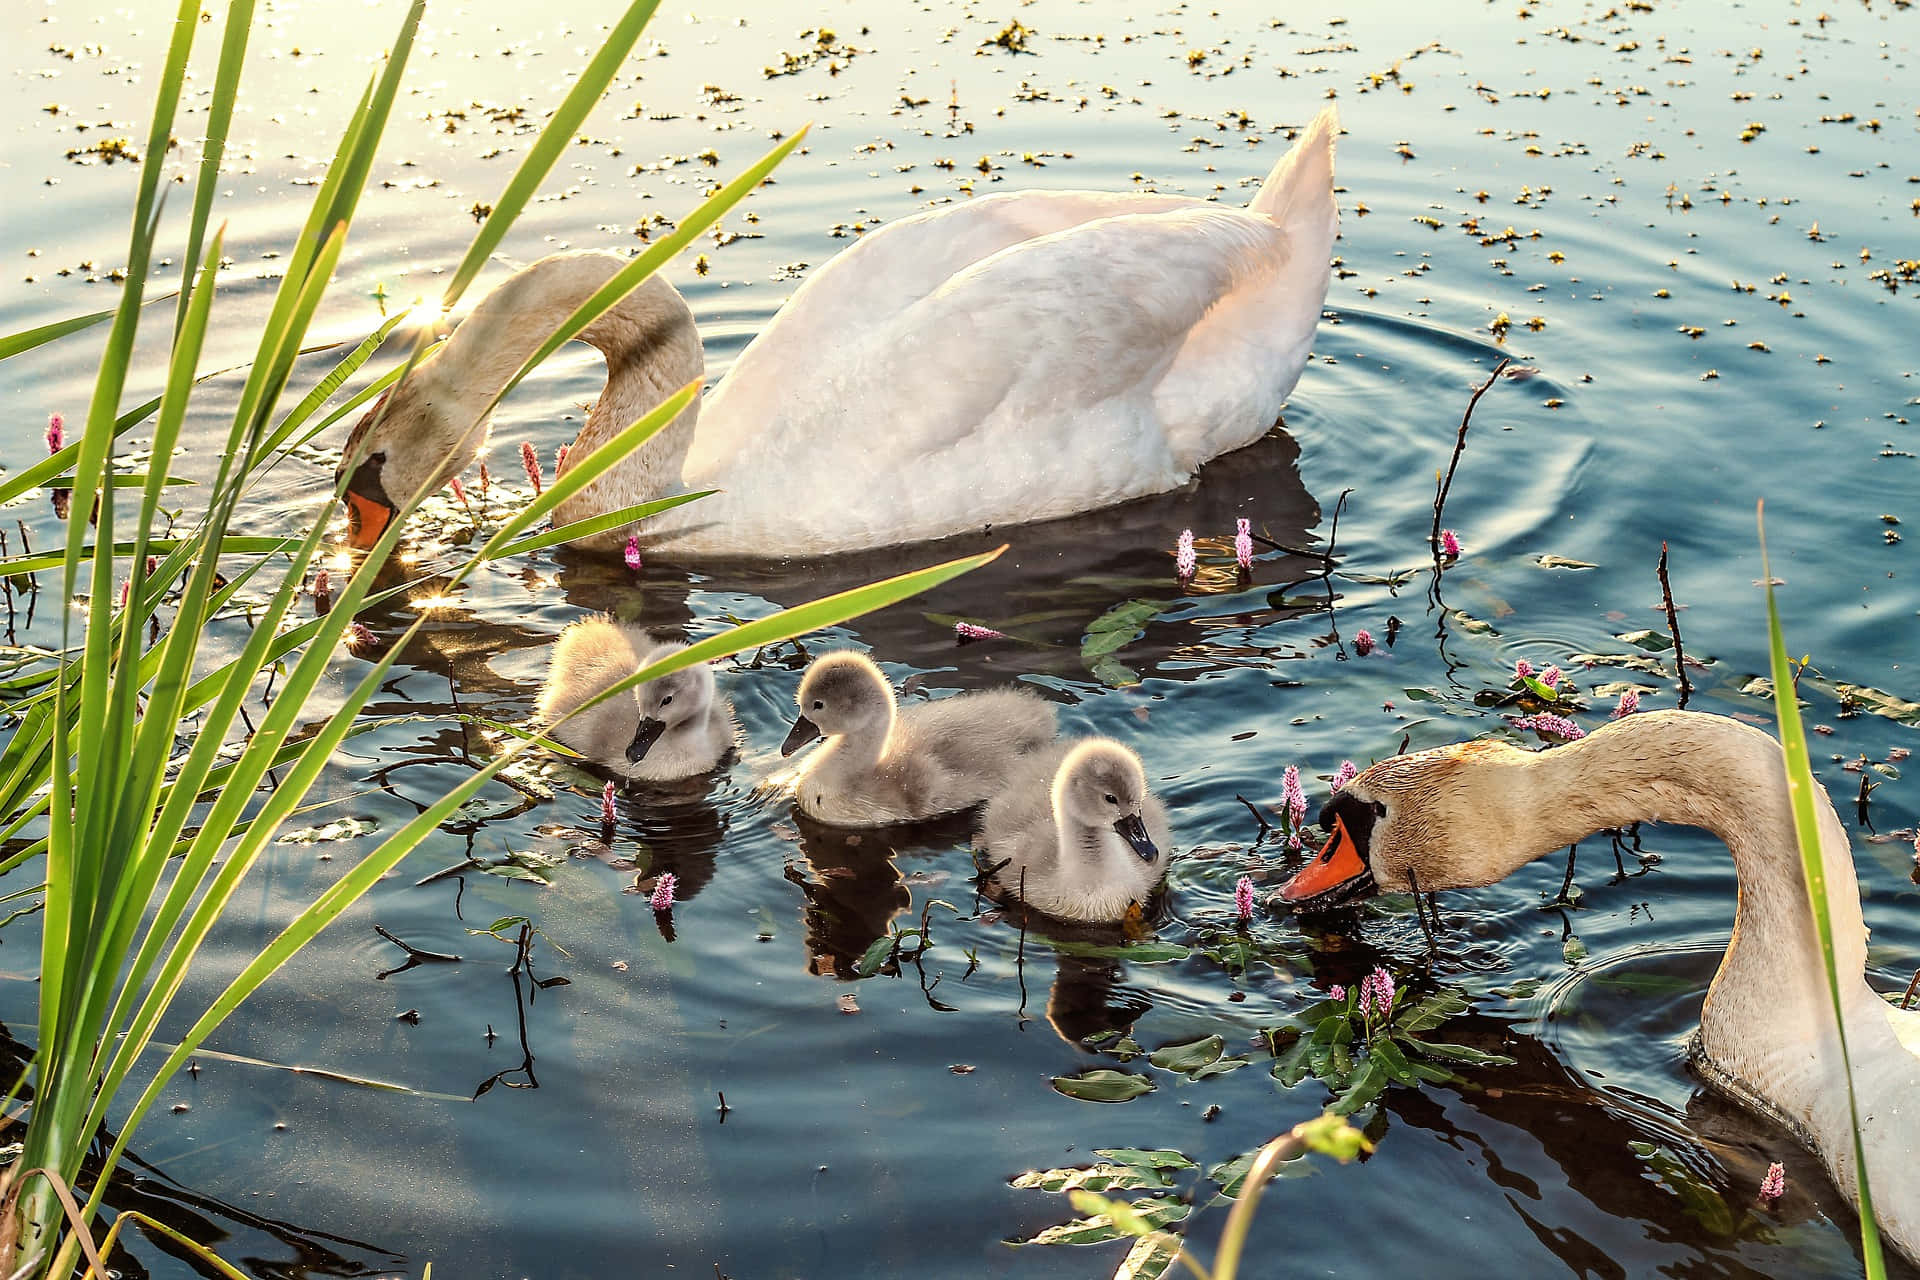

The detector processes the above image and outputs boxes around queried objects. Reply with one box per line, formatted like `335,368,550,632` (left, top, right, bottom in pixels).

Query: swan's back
893,686,1057,774
678,109,1339,556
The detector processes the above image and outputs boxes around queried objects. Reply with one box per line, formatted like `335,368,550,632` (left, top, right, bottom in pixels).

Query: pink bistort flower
650,871,677,913
1353,629,1375,656
555,443,571,473
1234,875,1254,921
1234,518,1253,571
954,621,1006,644
624,535,643,571
1758,1161,1785,1202
1510,713,1585,742
449,475,470,508
601,780,617,832
46,412,64,454
1331,760,1358,791
1538,664,1563,690
1439,528,1462,559
1514,657,1534,681
1359,966,1395,1020
520,441,543,496
1175,529,1196,581
1328,984,1347,1002
1282,765,1307,849
1614,689,1640,718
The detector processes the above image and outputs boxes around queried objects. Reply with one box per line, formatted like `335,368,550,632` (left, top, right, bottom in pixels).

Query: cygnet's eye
1371,800,1387,818
660,694,674,707
1104,793,1119,805
811,699,824,711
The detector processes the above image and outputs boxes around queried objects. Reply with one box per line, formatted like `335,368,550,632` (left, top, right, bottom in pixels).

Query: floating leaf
1114,1231,1183,1280
1010,1162,1174,1194
275,818,377,845
1829,681,1920,726
856,934,895,977
1051,939,1191,963
1148,1035,1225,1074
1051,1069,1155,1103
1394,989,1469,1033
1615,628,1674,652
1404,1040,1517,1067
1329,1057,1388,1115
1563,935,1589,964
1082,599,1162,659
1535,554,1599,570
1095,1149,1199,1174
1089,656,1141,689
1011,1194,1188,1246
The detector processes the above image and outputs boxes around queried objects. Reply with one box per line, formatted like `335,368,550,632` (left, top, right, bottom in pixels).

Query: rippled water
3,0,1918,1276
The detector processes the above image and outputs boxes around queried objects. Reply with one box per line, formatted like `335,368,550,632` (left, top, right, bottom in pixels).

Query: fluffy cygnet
780,650,1056,826
536,617,732,782
978,738,1171,922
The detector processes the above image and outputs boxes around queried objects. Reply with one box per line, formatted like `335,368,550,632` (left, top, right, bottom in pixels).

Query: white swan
1276,709,1920,1264
535,618,732,782
338,108,1339,556
779,650,1055,826
979,738,1171,923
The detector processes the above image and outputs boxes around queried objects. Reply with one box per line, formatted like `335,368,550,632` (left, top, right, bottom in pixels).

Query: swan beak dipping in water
339,396,398,549
1114,812,1158,861
626,716,668,764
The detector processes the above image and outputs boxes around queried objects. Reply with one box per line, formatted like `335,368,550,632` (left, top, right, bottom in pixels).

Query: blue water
1,0,1917,1276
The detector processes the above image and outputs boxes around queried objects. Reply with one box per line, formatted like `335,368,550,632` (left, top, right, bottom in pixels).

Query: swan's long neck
429,251,705,506
1485,712,1895,1156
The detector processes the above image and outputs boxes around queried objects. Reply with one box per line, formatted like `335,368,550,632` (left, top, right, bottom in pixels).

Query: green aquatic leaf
1369,1039,1422,1087
1534,554,1598,570
1089,656,1142,689
1615,628,1674,652
274,818,377,845
1393,989,1469,1033
1148,1034,1225,1074
1114,1231,1183,1280
1094,1149,1198,1174
1009,1162,1174,1194
1563,935,1589,965
1828,681,1920,726
1027,1194,1187,1246
1329,1057,1388,1115
1403,1040,1516,1068
1082,598,1161,658
856,934,895,977
1049,938,1191,963
1051,1068,1156,1103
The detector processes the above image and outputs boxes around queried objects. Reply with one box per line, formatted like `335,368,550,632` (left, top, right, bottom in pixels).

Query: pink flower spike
623,535,643,571
555,443,571,473
313,568,330,598
1539,664,1563,689
1175,529,1197,581
1613,689,1640,719
118,578,130,609
954,620,1006,644
1282,764,1306,830
1359,966,1395,1019
1353,629,1375,657
478,460,491,495
344,622,375,650
1510,712,1585,741
600,780,618,832
1758,1162,1785,1202
1235,517,1253,570
46,413,64,454
1514,658,1534,681
1328,984,1347,1002
1332,760,1358,791
520,441,543,496
1440,528,1462,559
1234,874,1254,921
650,871,677,913
449,475,470,508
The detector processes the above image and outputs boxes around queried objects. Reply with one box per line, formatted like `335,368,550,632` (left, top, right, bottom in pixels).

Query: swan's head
337,359,487,550
626,646,716,764
1278,738,1534,911
782,651,893,755
1054,739,1159,862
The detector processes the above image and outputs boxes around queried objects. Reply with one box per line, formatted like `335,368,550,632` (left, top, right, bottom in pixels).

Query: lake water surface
2,0,1918,1276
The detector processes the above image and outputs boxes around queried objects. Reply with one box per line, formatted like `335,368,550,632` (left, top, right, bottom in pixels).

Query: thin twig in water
1901,970,1919,1012
373,924,462,980
1234,794,1273,835
1657,541,1692,709
1431,357,1510,548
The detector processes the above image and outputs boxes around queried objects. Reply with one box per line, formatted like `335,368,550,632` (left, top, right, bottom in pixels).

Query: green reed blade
173,0,253,337
1758,501,1885,1279
0,309,114,362
483,492,717,560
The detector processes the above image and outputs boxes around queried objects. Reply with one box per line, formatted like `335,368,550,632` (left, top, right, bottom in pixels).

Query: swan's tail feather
1249,105,1339,234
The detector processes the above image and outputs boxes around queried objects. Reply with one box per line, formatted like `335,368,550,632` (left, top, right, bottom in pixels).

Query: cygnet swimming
536,617,732,783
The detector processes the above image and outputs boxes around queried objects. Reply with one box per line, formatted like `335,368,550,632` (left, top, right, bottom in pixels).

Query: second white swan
1277,709,1920,1264
339,108,1340,556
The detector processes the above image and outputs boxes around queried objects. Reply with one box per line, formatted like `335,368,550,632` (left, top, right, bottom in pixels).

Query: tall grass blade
1758,500,1886,1279
0,310,114,362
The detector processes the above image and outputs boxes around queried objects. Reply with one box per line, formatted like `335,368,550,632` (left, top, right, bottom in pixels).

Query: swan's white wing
692,206,1302,550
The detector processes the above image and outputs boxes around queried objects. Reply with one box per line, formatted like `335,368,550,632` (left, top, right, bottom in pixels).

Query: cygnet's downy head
626,647,714,764
337,359,486,550
1054,740,1159,862
782,651,895,755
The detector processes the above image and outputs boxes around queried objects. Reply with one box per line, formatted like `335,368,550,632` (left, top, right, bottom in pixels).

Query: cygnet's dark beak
626,717,667,764
780,715,822,757
1113,813,1157,862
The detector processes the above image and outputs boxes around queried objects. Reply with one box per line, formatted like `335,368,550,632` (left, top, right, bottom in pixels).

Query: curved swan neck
430,252,705,492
